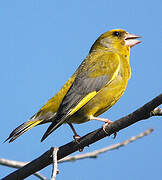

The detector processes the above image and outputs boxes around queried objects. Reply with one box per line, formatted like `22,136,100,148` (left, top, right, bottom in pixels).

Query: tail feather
41,116,67,142
5,119,43,143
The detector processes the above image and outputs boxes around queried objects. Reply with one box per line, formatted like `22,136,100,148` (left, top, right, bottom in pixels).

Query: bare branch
51,147,59,180
0,158,46,180
1,128,153,171
0,158,27,168
59,128,153,162
2,94,162,180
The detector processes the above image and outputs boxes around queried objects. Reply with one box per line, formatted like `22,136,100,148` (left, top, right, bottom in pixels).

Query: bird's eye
113,31,120,37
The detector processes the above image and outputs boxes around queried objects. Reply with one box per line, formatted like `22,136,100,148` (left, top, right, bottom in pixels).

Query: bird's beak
124,33,141,48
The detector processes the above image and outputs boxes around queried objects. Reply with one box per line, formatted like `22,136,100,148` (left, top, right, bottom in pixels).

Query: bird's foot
92,116,117,139
67,122,84,151
102,121,117,139
73,134,80,142
73,135,84,152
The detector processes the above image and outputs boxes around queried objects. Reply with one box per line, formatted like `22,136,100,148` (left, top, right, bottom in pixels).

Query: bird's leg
67,122,80,140
92,116,117,139
67,122,83,152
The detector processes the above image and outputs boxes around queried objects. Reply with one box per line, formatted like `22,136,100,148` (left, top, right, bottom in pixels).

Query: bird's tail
4,118,43,143
41,115,67,142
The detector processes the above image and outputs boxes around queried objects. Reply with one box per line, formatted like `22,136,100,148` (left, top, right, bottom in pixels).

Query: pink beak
124,33,141,48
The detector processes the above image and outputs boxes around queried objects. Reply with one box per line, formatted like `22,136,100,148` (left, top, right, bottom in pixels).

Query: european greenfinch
5,29,141,143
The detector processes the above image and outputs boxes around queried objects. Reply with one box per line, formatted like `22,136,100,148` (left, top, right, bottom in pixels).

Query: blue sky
0,0,162,179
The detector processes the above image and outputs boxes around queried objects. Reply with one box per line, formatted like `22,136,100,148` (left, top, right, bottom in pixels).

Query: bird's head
90,29,141,53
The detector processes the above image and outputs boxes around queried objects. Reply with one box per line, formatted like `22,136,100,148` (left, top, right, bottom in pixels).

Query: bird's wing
41,51,121,141
58,52,121,118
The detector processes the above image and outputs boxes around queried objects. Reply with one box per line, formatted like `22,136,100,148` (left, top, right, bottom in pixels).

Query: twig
2,94,162,180
51,147,59,180
0,158,46,180
0,128,153,171
0,158,27,168
59,128,153,163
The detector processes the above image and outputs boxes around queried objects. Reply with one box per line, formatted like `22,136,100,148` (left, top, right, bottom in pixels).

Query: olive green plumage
5,29,141,143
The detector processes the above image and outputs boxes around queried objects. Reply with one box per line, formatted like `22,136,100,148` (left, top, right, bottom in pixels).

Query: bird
5,29,141,143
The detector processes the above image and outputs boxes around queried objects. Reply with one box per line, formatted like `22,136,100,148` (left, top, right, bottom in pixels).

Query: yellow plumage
6,29,141,143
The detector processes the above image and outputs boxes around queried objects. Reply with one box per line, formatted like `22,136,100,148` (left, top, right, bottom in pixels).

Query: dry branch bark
0,159,46,180
59,128,153,162
0,128,153,168
2,93,162,180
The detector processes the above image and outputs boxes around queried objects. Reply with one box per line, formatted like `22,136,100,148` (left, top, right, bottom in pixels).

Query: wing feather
41,52,121,141
58,52,121,118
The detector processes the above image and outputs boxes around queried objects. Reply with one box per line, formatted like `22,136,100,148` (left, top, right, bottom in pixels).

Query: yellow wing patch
69,91,97,116
69,52,121,117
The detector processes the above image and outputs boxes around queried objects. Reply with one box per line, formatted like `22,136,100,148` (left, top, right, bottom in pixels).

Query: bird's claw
73,135,80,141
73,135,84,152
102,122,117,139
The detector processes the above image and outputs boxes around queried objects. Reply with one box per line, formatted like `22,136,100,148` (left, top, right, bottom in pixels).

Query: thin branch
0,128,153,171
59,128,153,163
0,158,46,180
0,158,27,168
51,147,59,180
2,94,162,180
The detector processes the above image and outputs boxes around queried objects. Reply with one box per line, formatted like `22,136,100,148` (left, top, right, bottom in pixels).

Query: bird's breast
69,74,129,124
